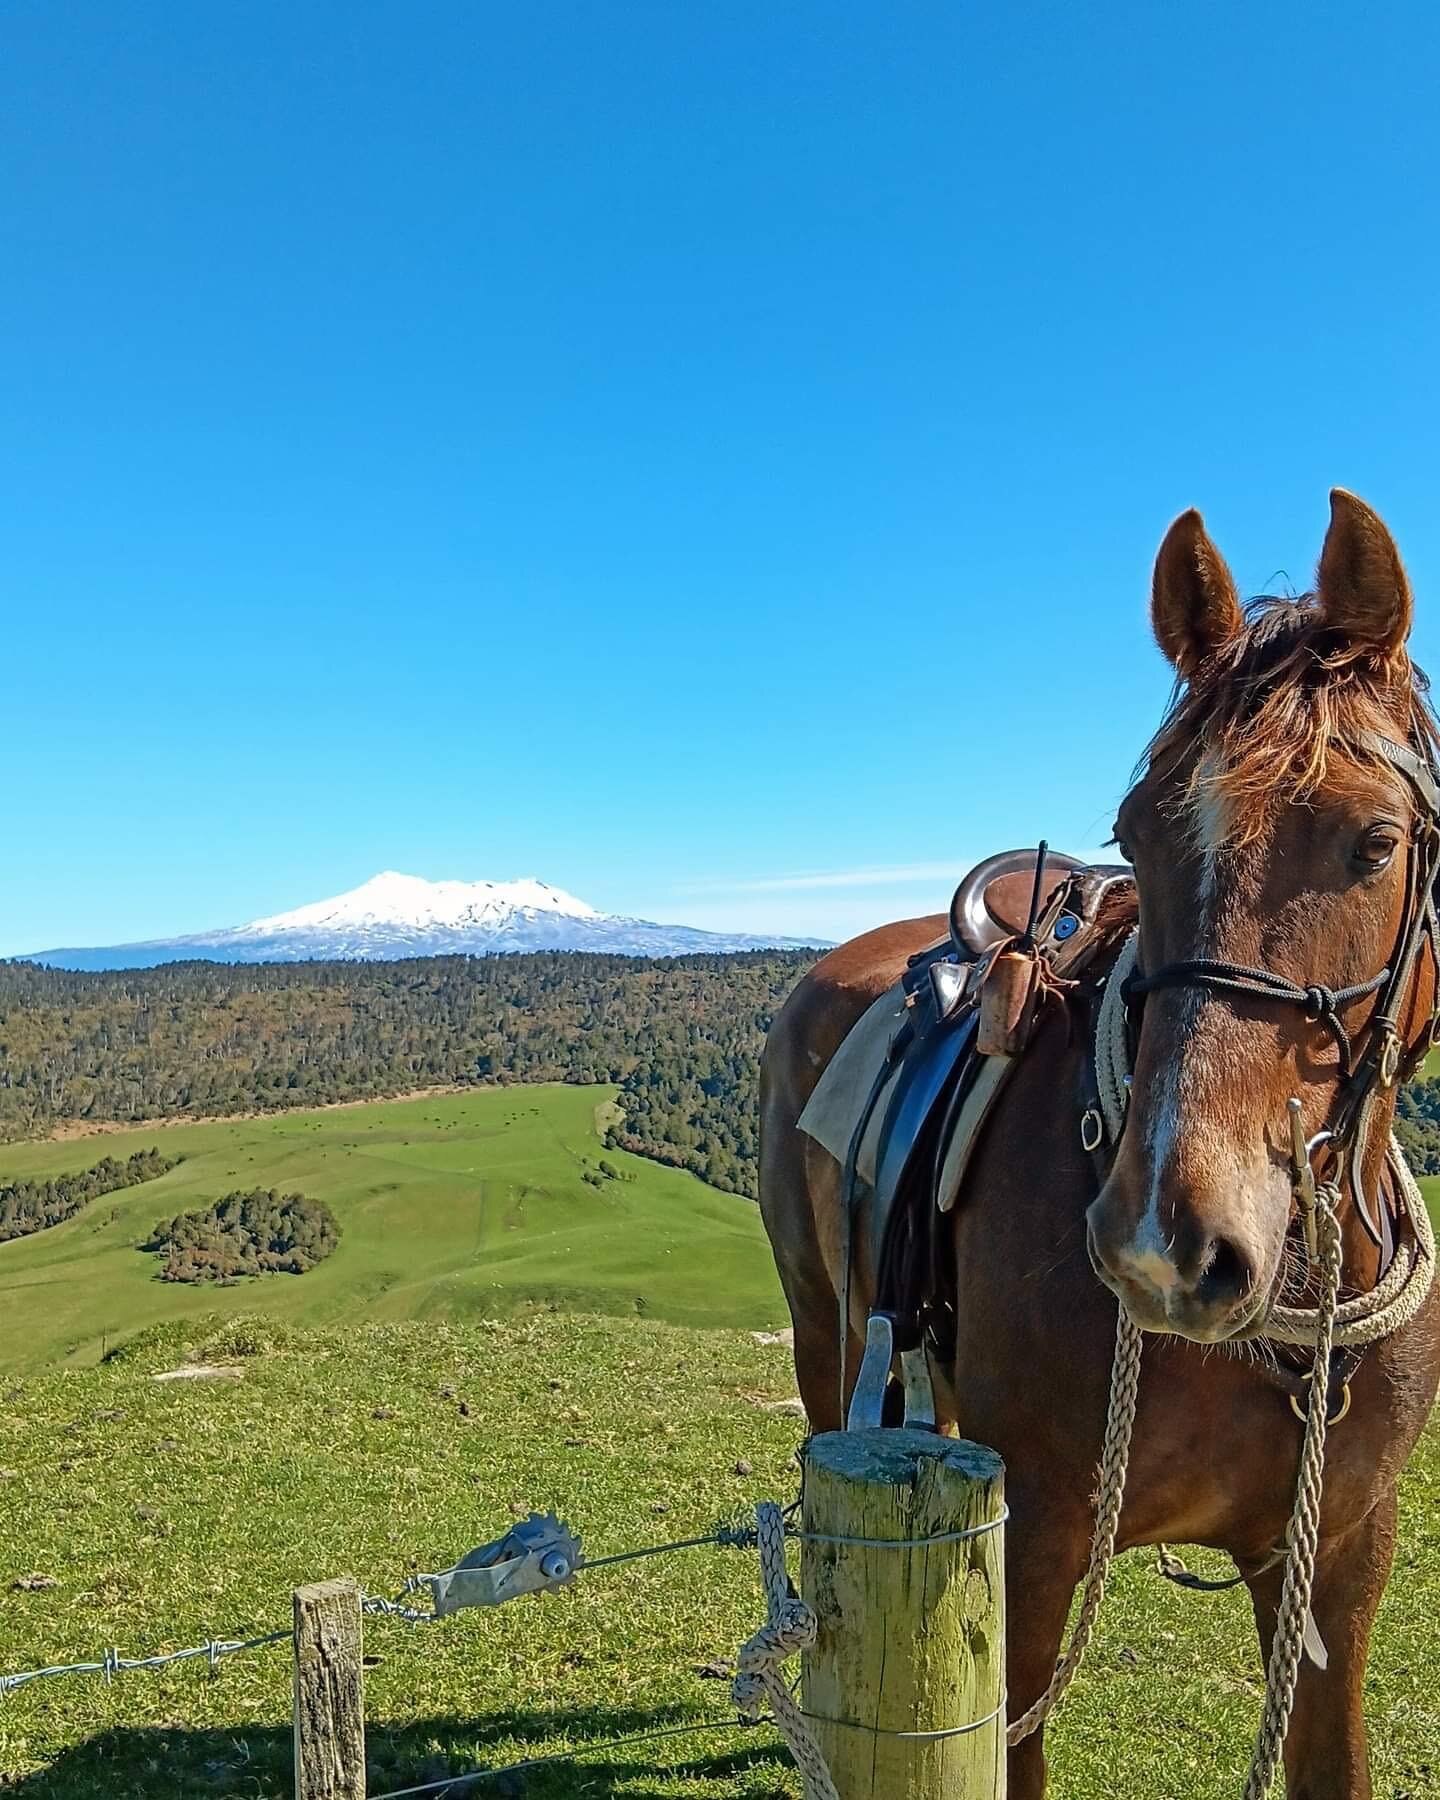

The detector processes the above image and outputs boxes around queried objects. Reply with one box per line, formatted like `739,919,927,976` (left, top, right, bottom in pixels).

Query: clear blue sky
5,1,1439,953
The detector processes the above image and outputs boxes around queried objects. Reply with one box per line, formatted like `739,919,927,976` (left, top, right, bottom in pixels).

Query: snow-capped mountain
21,872,826,971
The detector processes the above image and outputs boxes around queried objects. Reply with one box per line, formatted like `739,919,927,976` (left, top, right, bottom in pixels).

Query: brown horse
759,490,1440,1797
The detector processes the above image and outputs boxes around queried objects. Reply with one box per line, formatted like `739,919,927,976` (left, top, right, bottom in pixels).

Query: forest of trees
0,1147,180,1243
1394,1080,1440,1175
142,1187,340,1282
7,951,1437,1204
0,951,818,1198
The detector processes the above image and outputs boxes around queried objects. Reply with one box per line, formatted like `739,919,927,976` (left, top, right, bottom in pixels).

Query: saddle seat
947,846,1090,958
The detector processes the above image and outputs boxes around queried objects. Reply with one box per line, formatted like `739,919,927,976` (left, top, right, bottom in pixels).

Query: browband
1355,730,1440,820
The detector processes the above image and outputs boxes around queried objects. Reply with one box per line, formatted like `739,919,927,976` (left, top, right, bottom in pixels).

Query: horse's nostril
1196,1234,1256,1312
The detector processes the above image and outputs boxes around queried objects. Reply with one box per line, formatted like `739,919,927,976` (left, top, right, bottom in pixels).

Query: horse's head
1087,490,1438,1343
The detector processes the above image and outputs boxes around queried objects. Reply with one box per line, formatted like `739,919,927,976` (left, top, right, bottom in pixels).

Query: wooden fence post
293,1576,366,1800
801,1428,1006,1799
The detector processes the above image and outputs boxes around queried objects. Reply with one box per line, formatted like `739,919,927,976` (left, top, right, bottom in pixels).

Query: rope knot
1302,985,1332,1023
774,1597,817,1652
731,1669,769,1721
727,1502,842,1800
737,1601,815,1670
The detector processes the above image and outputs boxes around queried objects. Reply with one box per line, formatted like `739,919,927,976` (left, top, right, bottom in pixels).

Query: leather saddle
845,848,1134,1385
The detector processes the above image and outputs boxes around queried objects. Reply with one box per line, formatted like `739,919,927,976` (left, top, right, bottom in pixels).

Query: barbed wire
1,1510,786,1694
2,1516,805,1800
360,1591,438,1626
0,1629,290,1697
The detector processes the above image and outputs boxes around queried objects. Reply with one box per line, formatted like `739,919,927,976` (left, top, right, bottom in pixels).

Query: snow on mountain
238,872,600,938
21,872,826,971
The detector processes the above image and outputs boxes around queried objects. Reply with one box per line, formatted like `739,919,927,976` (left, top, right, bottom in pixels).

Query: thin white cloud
676,862,967,895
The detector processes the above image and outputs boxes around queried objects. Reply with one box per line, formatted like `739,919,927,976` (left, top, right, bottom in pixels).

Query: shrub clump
0,1149,180,1243
141,1188,340,1283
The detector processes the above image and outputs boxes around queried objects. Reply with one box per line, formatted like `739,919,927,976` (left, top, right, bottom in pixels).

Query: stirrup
900,1345,936,1428
846,1313,894,1430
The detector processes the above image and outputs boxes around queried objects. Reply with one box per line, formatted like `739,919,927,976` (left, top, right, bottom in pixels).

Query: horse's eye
1353,828,1400,872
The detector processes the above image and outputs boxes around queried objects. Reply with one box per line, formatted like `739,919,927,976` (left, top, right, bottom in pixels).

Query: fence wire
0,1629,290,1697
365,1715,779,1800
0,1511,782,1698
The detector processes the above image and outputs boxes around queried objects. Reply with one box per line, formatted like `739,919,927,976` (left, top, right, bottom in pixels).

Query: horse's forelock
1134,594,1437,847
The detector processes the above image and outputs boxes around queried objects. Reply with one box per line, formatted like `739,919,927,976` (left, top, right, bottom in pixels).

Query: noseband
1121,729,1440,1247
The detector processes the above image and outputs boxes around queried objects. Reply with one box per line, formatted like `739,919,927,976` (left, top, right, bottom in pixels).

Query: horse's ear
1151,509,1243,676
1317,488,1412,658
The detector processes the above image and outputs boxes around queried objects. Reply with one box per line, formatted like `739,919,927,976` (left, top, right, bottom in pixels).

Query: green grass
0,1313,1435,1798
0,1087,786,1371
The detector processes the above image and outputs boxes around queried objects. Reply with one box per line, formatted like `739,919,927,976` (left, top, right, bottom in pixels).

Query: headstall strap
1121,729,1440,1249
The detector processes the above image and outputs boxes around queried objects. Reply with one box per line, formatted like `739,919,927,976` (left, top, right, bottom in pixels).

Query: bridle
1120,729,1440,1250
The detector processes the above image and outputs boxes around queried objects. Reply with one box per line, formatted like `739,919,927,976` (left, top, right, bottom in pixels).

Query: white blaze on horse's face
1130,753,1226,1283
1094,811,1294,1341
1086,490,1423,1343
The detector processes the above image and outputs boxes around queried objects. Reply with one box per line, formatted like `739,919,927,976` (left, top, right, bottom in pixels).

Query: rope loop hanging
731,1502,840,1800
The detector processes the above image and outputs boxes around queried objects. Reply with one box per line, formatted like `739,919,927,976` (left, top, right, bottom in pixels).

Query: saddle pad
797,982,905,1184
799,978,1025,1213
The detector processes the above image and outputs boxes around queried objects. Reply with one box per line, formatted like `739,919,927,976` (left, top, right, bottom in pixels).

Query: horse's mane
1141,596,1440,846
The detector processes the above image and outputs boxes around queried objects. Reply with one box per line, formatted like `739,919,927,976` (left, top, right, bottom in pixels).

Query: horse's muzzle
1084,1191,1273,1343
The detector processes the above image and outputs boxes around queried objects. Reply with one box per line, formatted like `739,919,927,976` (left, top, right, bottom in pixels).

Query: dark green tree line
0,1147,180,1243
0,951,818,1197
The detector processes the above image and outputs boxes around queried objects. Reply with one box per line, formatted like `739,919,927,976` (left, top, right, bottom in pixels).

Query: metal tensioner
428,1511,583,1616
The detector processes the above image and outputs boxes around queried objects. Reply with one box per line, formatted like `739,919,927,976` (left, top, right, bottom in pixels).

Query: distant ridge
22,871,828,971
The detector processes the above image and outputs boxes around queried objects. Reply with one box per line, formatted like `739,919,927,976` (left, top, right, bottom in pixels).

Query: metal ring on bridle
1379,1031,1402,1087
1288,1381,1351,1426
1079,1107,1105,1154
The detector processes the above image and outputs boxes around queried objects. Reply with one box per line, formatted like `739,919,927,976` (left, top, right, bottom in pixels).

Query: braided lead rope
731,1502,840,1800
999,941,1146,1746
1006,1305,1144,1745
1242,1184,1343,1799
1089,931,1431,1797
1265,1145,1435,1348
1096,933,1139,1133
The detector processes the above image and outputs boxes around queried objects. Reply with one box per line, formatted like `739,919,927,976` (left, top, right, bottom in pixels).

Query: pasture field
0,1088,786,1370
0,1313,1437,1798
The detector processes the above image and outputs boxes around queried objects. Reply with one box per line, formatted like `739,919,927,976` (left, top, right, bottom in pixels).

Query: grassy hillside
0,1087,785,1369
0,1314,1436,1798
